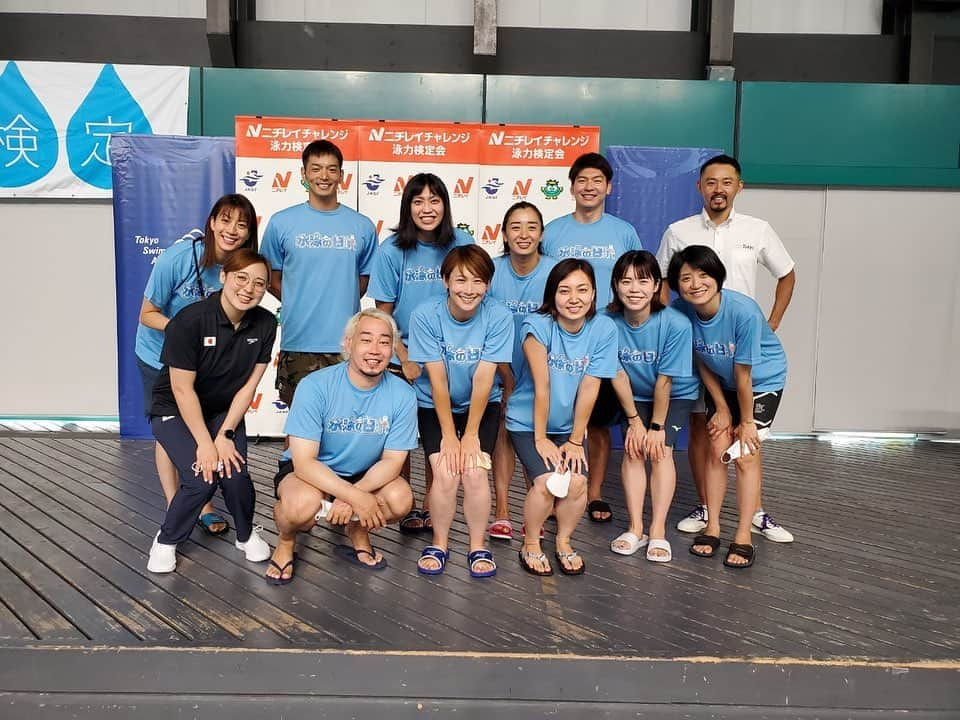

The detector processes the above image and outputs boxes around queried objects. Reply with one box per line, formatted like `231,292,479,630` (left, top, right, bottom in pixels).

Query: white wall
734,0,882,35
0,0,204,17
1,200,118,417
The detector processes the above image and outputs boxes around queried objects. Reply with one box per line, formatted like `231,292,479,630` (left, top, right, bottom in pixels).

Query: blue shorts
136,356,161,418
622,399,696,447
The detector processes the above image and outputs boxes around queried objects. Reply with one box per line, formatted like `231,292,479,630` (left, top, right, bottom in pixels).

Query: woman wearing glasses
136,194,258,537
146,250,277,574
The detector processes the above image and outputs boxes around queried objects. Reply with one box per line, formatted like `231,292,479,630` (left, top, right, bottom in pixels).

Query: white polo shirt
656,209,795,299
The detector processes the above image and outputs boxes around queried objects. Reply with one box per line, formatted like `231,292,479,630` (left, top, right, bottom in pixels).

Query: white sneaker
751,510,794,543
676,504,708,533
235,526,271,562
147,532,177,573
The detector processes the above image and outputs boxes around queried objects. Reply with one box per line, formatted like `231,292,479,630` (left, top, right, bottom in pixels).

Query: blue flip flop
197,512,229,536
333,544,387,570
417,545,448,575
468,548,497,578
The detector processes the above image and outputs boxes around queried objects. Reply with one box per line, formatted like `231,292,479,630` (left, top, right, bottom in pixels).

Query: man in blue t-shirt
261,140,379,407
265,310,419,583
542,152,643,522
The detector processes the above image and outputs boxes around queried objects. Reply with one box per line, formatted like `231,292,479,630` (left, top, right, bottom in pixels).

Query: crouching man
266,309,418,584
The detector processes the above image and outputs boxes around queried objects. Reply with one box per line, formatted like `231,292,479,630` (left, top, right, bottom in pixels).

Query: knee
461,468,488,493
430,466,460,494
276,480,322,525
568,473,587,497
380,478,414,518
735,452,761,470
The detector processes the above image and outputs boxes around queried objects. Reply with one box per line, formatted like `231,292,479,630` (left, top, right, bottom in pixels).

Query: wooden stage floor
0,434,958,717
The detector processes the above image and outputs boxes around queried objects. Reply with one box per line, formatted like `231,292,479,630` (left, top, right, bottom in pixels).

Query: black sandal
723,542,755,569
690,534,720,558
587,499,613,523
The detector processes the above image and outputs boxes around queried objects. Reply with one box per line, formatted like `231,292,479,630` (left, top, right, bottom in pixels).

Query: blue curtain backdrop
605,145,723,450
112,134,235,438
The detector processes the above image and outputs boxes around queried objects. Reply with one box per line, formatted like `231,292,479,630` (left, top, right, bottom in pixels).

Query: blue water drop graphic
67,64,152,189
0,61,59,188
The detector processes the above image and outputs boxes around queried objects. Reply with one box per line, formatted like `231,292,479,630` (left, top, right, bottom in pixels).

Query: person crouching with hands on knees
265,309,418,584
668,245,787,569
147,250,276,574
505,259,619,576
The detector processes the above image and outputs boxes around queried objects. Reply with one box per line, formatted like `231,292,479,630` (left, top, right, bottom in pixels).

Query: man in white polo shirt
656,154,796,542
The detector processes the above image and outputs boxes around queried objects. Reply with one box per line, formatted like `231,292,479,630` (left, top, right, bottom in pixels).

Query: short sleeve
481,307,515,363
626,222,643,252
159,311,200,371
356,218,379,276
143,247,180,307
733,304,763,367
520,314,551,349
655,226,675,276
283,376,326,443
367,241,401,303
260,218,284,271
407,305,443,363
586,317,619,379
657,313,693,379
384,384,419,451
758,223,795,279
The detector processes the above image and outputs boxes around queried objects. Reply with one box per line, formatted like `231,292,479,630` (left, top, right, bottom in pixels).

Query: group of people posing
137,141,797,583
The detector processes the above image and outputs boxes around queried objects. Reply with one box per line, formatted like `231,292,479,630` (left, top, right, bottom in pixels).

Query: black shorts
273,458,365,500
705,389,783,429
417,402,500,458
588,378,621,428
621,399,696,447
508,431,587,480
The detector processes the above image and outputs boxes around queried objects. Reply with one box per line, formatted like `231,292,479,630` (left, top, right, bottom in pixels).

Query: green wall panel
485,76,736,154
200,68,483,137
187,67,202,136
739,82,960,187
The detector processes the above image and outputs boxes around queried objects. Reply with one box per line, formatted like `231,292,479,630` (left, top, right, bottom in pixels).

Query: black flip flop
690,534,721,558
723,542,755,569
518,548,553,577
334,544,388,570
587,500,613,523
265,553,297,586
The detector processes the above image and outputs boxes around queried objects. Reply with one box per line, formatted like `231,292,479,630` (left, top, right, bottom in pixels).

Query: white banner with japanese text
0,61,189,197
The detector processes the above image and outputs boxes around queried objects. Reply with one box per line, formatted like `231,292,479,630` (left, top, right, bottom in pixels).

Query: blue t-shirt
407,297,514,412
541,213,643,308
489,254,558,373
608,308,700,402
366,228,474,340
505,313,618,434
672,290,787,392
135,238,223,369
261,202,378,353
282,362,418,477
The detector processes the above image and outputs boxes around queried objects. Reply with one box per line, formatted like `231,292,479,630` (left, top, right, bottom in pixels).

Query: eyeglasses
229,271,267,292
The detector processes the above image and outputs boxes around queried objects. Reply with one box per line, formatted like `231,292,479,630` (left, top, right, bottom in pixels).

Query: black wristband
567,439,583,447
625,413,639,420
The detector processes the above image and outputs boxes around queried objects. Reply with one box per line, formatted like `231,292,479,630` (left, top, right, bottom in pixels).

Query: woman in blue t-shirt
408,246,514,578
136,194,258,537
367,173,473,533
506,259,618,576
667,245,787,569
487,201,557,541
606,251,699,563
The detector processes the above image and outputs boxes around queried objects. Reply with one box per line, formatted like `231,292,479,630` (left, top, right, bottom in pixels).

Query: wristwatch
649,422,663,431
223,428,235,440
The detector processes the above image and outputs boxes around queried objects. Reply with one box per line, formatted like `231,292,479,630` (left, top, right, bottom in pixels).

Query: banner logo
481,178,503,197
456,222,474,237
362,173,385,192
453,177,474,198
481,224,501,242
272,171,292,191
512,178,533,200
339,173,353,192
541,179,563,200
239,169,263,190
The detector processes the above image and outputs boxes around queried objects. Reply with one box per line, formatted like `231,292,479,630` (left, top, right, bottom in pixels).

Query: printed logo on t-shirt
246,338,259,345
619,348,657,365
177,282,206,300
403,265,441,282
203,336,217,347
694,339,736,356
294,232,357,250
440,343,483,364
326,415,390,434
548,352,589,375
557,245,616,260
503,300,540,315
